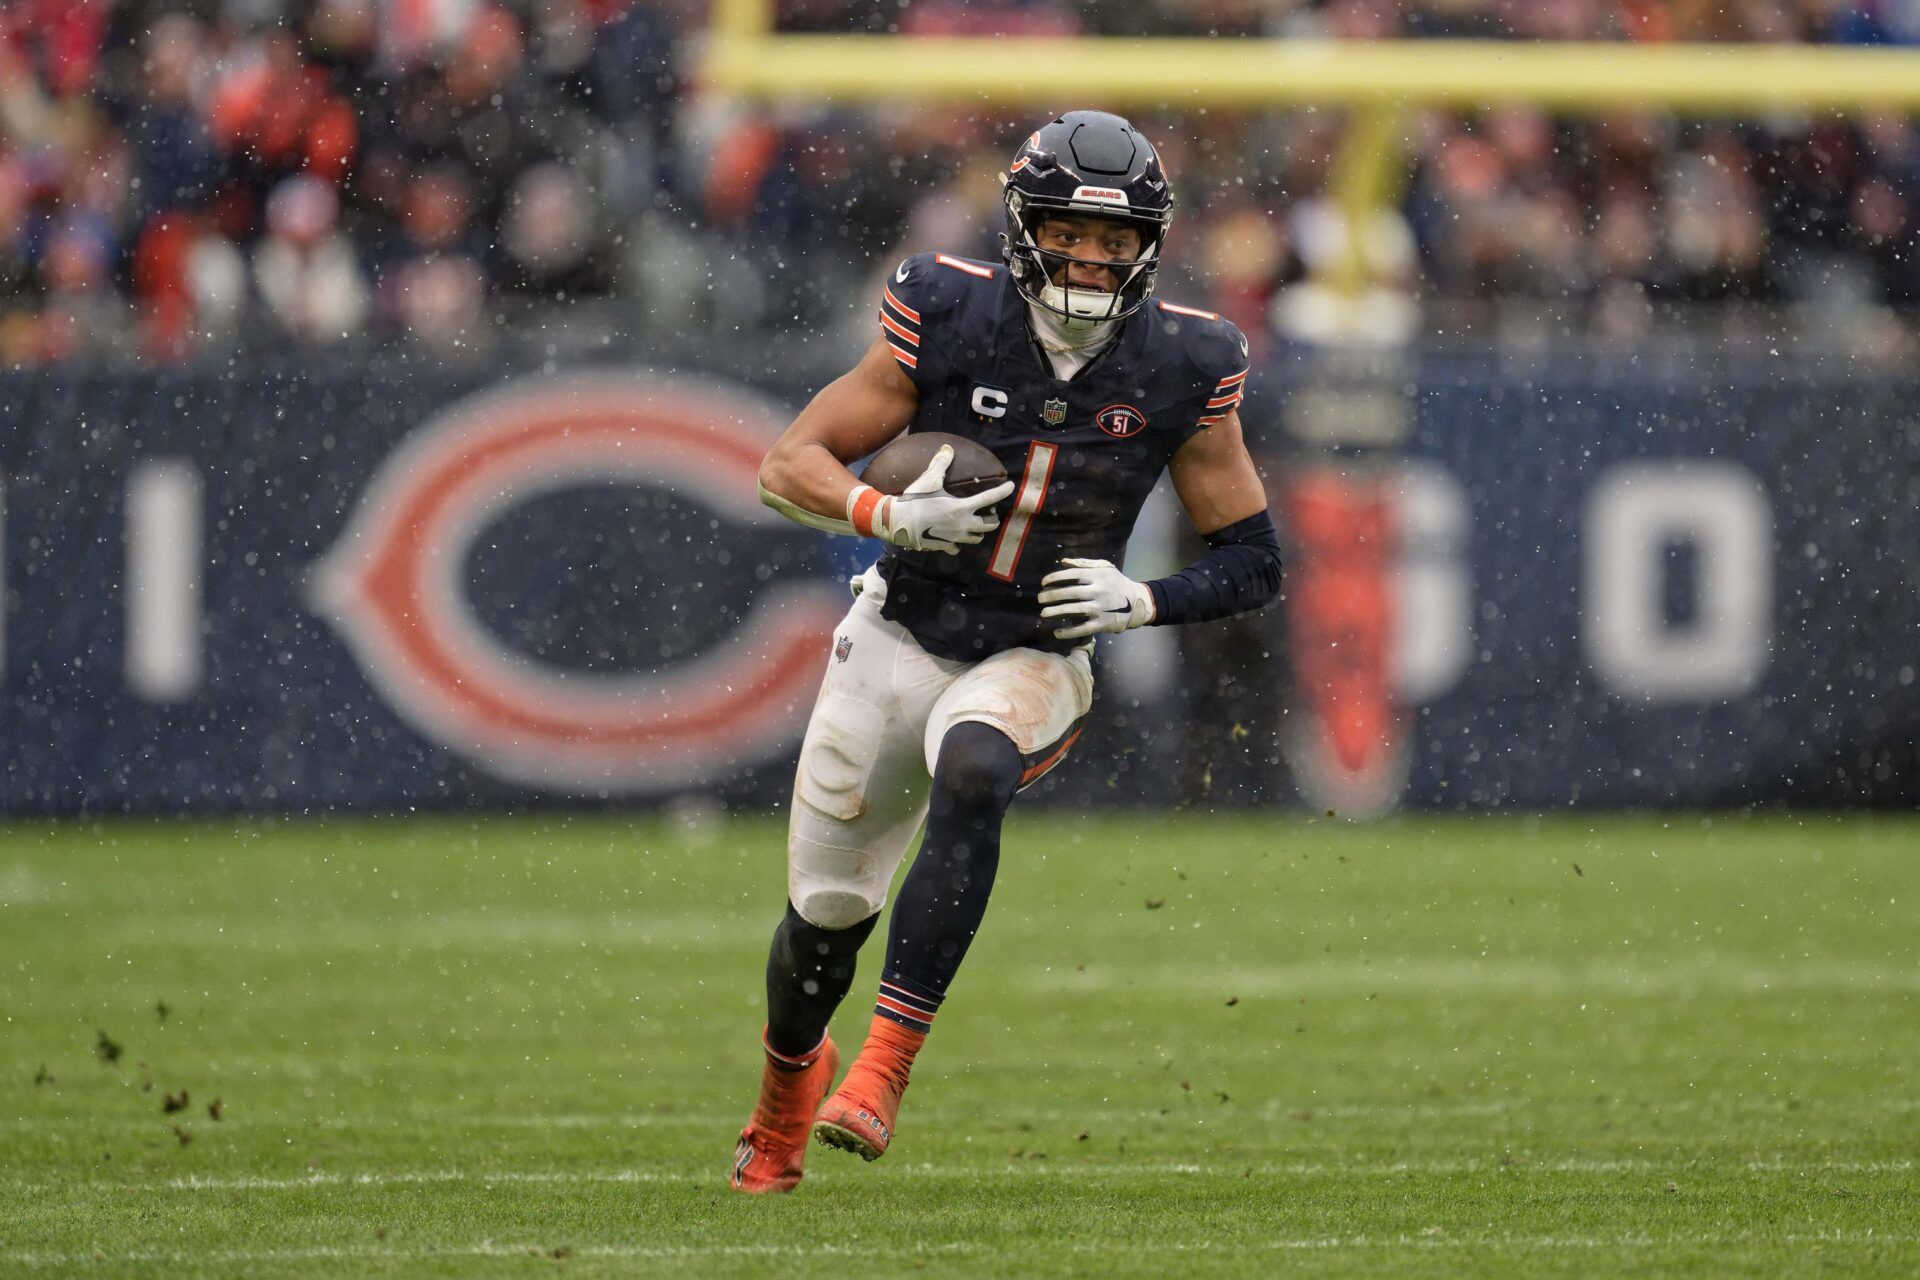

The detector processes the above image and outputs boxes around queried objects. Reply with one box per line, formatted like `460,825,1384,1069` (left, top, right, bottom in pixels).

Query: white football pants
786,565,1093,929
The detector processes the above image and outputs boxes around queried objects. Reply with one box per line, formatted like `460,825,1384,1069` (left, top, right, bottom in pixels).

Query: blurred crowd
5,0,1920,366
0,0,676,364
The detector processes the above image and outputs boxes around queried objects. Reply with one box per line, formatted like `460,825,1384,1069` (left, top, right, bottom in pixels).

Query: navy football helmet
1000,111,1174,324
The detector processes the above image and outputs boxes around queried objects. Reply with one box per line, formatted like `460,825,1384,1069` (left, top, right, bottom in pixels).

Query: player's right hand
874,444,1014,555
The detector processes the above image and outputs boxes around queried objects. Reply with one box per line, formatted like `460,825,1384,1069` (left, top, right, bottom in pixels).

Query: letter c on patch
972,386,1009,419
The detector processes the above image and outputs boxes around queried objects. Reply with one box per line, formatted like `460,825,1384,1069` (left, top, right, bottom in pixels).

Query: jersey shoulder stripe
880,308,919,347
1206,367,1248,412
878,265,927,374
882,284,921,324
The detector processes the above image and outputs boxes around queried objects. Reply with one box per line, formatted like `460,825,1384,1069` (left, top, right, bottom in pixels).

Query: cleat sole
812,1118,884,1162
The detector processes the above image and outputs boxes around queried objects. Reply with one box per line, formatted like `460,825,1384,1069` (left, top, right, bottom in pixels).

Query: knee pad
793,888,881,930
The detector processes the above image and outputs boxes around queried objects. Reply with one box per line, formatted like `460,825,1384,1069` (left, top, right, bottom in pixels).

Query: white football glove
857,444,1014,555
1039,557,1157,640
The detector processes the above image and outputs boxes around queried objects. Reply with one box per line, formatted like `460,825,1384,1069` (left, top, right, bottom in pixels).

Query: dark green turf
2,812,1916,1277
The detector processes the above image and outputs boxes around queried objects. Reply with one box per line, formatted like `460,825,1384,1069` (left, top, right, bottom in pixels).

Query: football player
732,110,1283,1193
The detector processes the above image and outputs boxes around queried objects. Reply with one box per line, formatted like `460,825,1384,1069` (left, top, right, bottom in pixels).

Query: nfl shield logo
1042,398,1068,427
834,635,853,663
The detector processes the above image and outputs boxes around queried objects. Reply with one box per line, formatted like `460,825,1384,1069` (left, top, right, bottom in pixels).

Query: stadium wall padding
2,353,1916,814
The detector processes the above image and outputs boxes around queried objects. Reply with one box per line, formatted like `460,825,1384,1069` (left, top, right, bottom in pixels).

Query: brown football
860,432,1008,498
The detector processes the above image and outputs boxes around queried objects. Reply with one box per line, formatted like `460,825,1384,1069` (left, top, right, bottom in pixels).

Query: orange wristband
848,485,886,538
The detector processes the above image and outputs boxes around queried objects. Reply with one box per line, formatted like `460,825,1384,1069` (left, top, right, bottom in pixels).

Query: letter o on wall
1583,462,1772,701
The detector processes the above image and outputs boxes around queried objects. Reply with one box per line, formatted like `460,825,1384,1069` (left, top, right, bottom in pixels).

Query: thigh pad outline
794,689,888,822
923,646,1093,774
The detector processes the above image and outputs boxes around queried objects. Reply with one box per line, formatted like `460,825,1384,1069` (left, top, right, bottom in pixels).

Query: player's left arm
1040,410,1282,639
1164,408,1269,535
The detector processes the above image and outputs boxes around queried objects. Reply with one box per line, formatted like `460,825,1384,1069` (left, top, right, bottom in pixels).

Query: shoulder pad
887,252,1000,321
1153,299,1250,372
1151,300,1250,425
1153,299,1248,372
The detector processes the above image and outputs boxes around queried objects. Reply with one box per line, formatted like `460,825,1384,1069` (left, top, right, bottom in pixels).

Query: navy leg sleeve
880,722,1022,1010
765,902,879,1057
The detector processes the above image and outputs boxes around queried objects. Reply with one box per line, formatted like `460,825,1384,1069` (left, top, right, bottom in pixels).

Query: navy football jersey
872,251,1249,661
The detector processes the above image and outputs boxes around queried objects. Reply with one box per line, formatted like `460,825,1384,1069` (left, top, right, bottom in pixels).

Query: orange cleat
729,1031,840,1194
812,1016,925,1162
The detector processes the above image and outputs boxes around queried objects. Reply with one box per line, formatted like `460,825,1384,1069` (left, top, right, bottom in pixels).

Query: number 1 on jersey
987,441,1057,582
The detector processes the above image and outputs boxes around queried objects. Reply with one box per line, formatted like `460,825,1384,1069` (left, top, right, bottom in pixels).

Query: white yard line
162,1169,693,1189
4,1157,1910,1194
1024,958,1920,998
5,1232,1918,1268
6,1094,1917,1133
90,911,758,951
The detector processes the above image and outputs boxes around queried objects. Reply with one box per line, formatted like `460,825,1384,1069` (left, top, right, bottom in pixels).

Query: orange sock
814,1014,926,1160
848,1014,925,1093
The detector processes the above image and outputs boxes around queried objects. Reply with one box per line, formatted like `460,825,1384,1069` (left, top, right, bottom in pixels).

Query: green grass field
2,811,1916,1278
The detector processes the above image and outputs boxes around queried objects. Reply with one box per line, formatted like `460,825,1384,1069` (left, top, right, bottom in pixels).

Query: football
861,431,1008,498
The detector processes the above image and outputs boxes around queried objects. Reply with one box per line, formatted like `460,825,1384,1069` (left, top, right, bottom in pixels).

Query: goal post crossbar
705,32,1920,113
703,0,1920,307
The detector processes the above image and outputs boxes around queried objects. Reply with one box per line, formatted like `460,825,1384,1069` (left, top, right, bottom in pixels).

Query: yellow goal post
703,0,1920,300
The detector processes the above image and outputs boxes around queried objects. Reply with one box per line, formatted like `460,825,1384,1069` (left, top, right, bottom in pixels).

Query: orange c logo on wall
309,373,843,792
